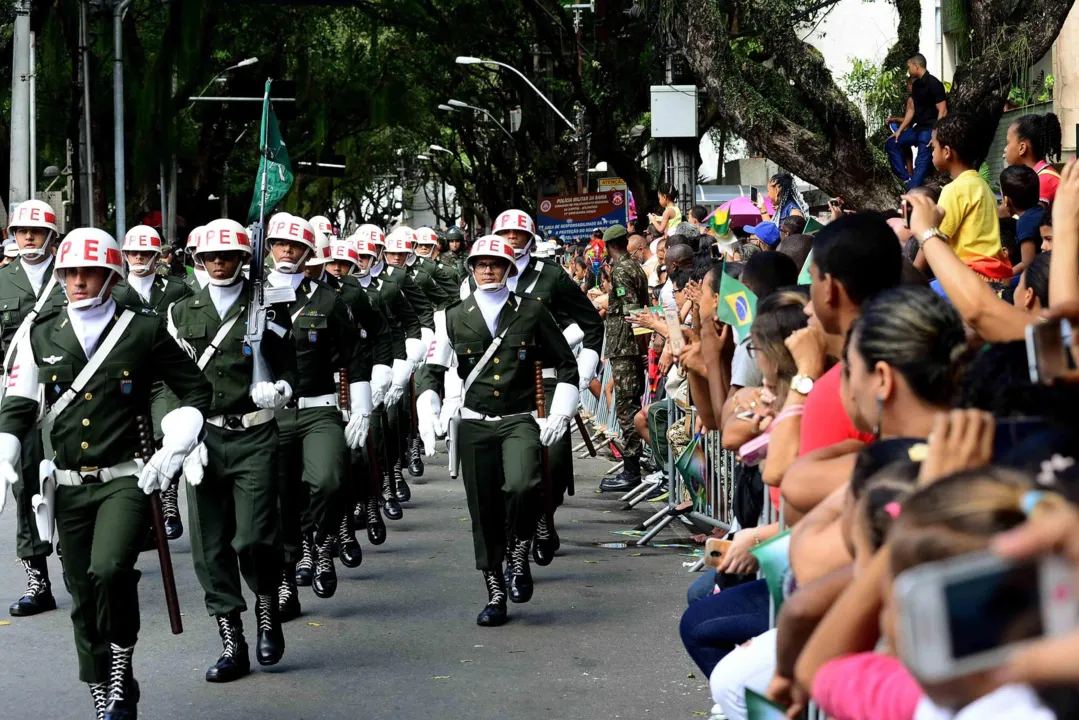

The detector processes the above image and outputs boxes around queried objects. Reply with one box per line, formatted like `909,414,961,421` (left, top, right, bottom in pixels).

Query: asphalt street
0,452,709,720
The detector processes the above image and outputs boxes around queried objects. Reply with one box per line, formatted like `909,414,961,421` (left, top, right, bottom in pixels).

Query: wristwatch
918,227,947,246
791,374,815,396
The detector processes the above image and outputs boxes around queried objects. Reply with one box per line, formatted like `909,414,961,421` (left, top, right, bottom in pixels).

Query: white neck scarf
193,267,211,288
208,282,244,320
507,252,531,292
370,259,385,278
473,287,510,337
21,256,52,296
68,298,117,359
127,272,155,303
267,270,304,290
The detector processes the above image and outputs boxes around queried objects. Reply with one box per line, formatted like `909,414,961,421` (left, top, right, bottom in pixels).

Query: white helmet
492,209,536,258
185,226,204,255
309,215,335,240
384,226,416,267
307,227,332,266
468,235,518,292
415,227,439,246
267,213,316,273
55,228,124,309
329,238,360,274
122,225,162,276
196,219,252,286
8,199,60,260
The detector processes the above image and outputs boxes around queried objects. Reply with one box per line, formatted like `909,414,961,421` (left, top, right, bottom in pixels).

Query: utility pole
79,0,95,226
563,2,594,194
9,0,32,212
113,0,133,238
29,30,36,200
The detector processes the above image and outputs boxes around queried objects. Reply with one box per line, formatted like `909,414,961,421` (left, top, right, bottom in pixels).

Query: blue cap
742,222,780,246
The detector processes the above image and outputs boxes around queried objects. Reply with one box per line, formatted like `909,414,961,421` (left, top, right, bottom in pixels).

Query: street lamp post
455,56,584,193
446,99,514,142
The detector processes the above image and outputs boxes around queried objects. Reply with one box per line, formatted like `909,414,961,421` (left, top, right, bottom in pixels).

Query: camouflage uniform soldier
598,224,649,492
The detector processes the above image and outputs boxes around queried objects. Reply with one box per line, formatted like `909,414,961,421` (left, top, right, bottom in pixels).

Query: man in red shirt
780,214,902,515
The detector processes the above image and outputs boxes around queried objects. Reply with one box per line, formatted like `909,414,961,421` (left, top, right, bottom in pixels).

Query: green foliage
841,58,906,134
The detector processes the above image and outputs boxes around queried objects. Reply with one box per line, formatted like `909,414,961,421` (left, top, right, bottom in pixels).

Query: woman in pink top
1003,113,1062,206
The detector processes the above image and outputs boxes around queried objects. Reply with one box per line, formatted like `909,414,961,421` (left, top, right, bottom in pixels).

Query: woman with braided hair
756,173,806,225
1004,112,1063,207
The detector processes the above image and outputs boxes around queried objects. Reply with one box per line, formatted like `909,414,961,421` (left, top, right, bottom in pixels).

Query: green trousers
54,476,149,683
542,376,573,509
149,381,179,442
276,406,346,562
188,423,283,617
611,357,645,458
12,430,51,559
459,414,543,570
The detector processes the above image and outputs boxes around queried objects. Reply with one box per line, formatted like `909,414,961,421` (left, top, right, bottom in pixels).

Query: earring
872,395,884,440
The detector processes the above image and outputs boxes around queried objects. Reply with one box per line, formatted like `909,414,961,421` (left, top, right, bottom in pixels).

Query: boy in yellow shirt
929,113,1013,279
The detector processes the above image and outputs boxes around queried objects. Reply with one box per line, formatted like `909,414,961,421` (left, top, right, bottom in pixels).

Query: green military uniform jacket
0,257,67,358
167,280,299,417
443,292,577,417
184,272,204,293
112,274,192,313
322,272,393,368
0,303,213,470
605,253,649,358
381,263,434,330
411,257,458,309
466,256,603,357
286,276,369,398
357,273,411,361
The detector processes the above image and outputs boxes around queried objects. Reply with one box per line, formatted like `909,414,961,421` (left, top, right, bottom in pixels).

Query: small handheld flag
716,262,758,342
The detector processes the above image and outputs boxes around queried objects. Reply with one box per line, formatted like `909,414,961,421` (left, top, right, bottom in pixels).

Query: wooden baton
534,363,556,533
136,416,183,635
574,412,597,458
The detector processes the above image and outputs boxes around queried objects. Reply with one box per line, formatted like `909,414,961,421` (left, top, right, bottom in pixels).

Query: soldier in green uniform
113,224,193,540
0,227,212,720
427,236,578,627
264,214,372,608
303,223,392,566
598,224,650,492
184,227,209,292
166,218,295,682
0,199,66,617
444,226,470,283
381,228,435,507
351,227,423,526
486,209,603,564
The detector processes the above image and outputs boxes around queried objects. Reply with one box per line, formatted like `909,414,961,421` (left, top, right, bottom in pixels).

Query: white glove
141,407,203,494
345,381,372,449
415,389,441,457
576,348,600,392
387,358,412,406
32,460,56,542
562,322,585,349
182,443,209,487
405,337,428,365
371,364,392,408
250,380,292,410
438,368,464,436
539,382,580,447
0,433,20,514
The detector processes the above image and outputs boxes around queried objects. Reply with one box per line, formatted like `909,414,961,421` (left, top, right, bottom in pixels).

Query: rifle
137,415,183,635
533,363,556,537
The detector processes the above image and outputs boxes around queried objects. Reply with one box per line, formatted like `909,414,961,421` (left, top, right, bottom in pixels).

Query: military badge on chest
120,379,133,395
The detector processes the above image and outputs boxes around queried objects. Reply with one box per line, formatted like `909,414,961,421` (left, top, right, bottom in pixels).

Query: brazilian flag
716,262,758,342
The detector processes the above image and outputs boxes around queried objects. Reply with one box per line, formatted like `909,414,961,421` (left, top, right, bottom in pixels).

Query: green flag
803,216,824,234
716,262,758,342
798,249,814,284
248,80,293,224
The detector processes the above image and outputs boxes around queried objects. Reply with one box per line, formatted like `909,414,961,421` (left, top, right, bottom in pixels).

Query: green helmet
446,226,465,244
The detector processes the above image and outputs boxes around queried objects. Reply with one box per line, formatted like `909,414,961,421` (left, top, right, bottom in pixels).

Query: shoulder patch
616,287,626,297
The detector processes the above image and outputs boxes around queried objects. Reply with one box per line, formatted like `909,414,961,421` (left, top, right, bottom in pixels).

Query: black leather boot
382,470,403,520
508,538,534,604
408,435,424,477
394,459,411,502
294,534,315,587
161,483,183,540
352,500,367,530
600,457,642,492
476,570,508,627
312,532,337,599
532,515,557,567
9,556,56,616
335,514,363,568
103,643,140,720
277,566,301,623
366,498,387,545
205,612,250,683
88,681,108,720
255,594,285,666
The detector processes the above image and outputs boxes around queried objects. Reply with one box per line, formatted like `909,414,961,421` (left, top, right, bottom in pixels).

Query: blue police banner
536,190,629,239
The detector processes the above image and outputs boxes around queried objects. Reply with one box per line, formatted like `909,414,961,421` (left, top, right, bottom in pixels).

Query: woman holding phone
648,182,682,235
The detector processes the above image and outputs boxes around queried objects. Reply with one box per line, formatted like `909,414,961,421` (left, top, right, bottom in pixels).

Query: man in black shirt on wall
886,52,948,190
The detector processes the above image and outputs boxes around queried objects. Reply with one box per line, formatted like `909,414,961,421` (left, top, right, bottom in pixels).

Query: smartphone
750,187,758,204
1025,318,1073,383
735,410,757,421
664,306,685,355
704,538,733,569
894,550,1078,683
738,432,771,466
709,243,722,261
901,198,911,229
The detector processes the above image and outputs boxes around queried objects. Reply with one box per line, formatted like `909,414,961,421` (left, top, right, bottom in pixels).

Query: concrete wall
1055,4,1079,156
